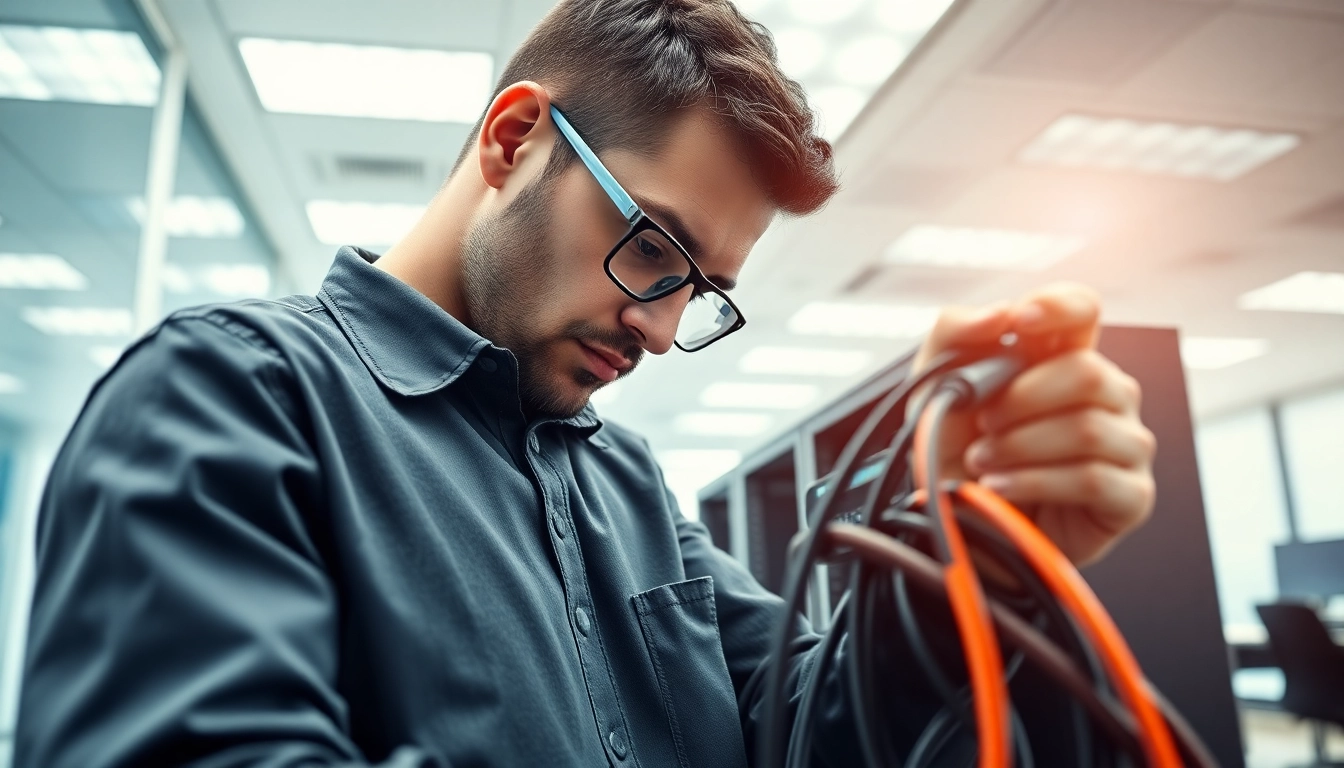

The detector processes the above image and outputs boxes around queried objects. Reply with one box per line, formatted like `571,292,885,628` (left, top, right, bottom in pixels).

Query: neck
375,169,482,323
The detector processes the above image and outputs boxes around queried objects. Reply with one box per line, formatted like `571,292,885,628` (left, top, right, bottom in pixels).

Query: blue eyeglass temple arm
550,105,641,225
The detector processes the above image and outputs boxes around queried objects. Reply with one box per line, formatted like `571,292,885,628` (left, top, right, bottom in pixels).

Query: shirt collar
316,246,604,433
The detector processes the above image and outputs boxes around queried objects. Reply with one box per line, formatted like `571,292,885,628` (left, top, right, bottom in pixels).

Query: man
15,1,1156,766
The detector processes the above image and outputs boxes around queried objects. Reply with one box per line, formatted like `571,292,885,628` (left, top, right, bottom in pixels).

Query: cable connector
938,355,1026,409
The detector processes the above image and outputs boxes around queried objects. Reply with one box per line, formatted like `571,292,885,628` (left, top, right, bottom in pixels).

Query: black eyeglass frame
550,105,747,352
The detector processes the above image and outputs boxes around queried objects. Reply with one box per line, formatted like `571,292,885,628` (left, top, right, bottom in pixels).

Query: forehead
599,110,776,283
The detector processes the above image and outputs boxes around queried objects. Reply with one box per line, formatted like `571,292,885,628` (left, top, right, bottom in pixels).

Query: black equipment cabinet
697,325,1245,767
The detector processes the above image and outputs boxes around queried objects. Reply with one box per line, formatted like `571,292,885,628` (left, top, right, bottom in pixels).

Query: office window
1279,387,1344,541
1195,408,1290,627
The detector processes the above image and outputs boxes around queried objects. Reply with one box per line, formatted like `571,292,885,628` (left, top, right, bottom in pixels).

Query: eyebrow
639,199,738,292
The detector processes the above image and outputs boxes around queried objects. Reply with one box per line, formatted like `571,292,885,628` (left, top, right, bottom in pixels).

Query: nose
620,284,693,355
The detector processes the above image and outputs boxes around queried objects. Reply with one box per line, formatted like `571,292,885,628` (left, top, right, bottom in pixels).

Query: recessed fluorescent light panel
884,226,1085,271
162,263,271,297
0,25,160,105
788,302,938,338
22,307,133,336
239,38,493,123
700,382,820,410
739,346,873,377
0,253,88,290
1020,114,1300,181
674,412,773,437
737,0,952,141
1238,271,1344,315
306,200,425,247
0,372,24,394
127,196,245,238
1180,337,1269,371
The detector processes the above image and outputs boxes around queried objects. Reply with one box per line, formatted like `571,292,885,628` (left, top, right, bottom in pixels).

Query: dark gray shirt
19,247,916,768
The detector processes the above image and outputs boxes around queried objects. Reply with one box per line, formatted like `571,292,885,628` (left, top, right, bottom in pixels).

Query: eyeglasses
550,105,746,352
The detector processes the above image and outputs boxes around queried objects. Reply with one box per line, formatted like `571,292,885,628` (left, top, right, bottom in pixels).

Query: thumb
913,302,1013,374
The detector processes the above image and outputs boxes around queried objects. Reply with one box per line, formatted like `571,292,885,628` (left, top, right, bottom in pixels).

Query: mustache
567,321,644,369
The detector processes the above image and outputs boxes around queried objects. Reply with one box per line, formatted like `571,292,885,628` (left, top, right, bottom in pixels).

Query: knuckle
1077,462,1109,499
1136,424,1158,460
1122,372,1142,407
1074,354,1108,399
1075,411,1108,454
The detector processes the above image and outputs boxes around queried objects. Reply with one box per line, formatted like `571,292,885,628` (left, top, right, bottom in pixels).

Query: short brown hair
455,0,839,215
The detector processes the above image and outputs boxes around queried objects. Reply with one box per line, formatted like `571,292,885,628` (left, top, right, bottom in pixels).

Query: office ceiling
0,0,1341,491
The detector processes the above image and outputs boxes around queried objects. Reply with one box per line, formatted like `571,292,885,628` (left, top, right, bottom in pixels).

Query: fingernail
965,441,992,472
979,474,1012,493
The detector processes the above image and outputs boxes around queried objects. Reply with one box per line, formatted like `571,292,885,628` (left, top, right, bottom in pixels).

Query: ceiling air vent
331,155,426,183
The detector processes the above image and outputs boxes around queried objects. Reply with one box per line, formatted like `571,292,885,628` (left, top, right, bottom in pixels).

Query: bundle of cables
753,338,1220,768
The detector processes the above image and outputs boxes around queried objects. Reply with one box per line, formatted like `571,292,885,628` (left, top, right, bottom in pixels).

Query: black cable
786,594,849,768
758,350,968,768
828,523,1225,768
881,508,1107,766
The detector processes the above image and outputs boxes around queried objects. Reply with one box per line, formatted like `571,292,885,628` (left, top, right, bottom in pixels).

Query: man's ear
477,81,553,191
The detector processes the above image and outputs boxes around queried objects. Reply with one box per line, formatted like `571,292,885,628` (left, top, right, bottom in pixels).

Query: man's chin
519,369,598,420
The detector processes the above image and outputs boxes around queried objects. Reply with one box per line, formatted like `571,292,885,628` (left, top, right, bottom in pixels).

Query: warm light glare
127,196,245,238
788,301,939,338
22,306,133,336
810,85,869,141
0,253,88,290
673,412,773,436
0,25,159,105
1238,271,1344,315
884,226,1086,270
1180,337,1270,370
738,346,874,376
1020,114,1300,181
239,38,493,123
786,0,865,24
773,27,827,79
700,382,820,410
874,0,956,32
832,36,908,87
306,200,426,246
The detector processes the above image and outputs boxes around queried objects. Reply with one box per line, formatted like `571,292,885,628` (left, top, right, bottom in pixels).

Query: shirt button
575,606,590,636
551,512,567,539
609,728,628,760
477,356,498,373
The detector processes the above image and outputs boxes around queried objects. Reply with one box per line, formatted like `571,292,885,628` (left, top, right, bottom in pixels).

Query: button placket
526,441,637,767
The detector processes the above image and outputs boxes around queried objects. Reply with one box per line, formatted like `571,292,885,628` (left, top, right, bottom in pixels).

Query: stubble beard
461,175,641,420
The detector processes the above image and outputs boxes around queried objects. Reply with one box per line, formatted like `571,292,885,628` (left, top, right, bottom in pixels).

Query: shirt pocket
632,576,749,768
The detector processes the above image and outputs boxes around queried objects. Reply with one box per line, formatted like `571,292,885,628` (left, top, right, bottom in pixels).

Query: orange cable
913,424,1011,768
954,481,1183,768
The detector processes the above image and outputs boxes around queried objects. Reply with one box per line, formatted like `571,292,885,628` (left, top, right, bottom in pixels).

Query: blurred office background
0,0,1341,766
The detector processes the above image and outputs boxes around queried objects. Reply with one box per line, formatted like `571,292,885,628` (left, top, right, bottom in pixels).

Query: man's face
462,108,775,419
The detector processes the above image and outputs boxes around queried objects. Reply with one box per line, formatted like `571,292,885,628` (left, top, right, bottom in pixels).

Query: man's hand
911,283,1156,566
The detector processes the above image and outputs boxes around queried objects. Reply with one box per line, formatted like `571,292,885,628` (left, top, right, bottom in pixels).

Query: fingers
913,302,1013,372
1010,282,1102,354
978,349,1141,433
978,463,1157,564
964,408,1156,476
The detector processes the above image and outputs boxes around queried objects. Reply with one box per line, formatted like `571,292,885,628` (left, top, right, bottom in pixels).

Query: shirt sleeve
15,315,438,768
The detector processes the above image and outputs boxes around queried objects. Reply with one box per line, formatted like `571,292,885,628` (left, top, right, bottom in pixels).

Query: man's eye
634,236,665,261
